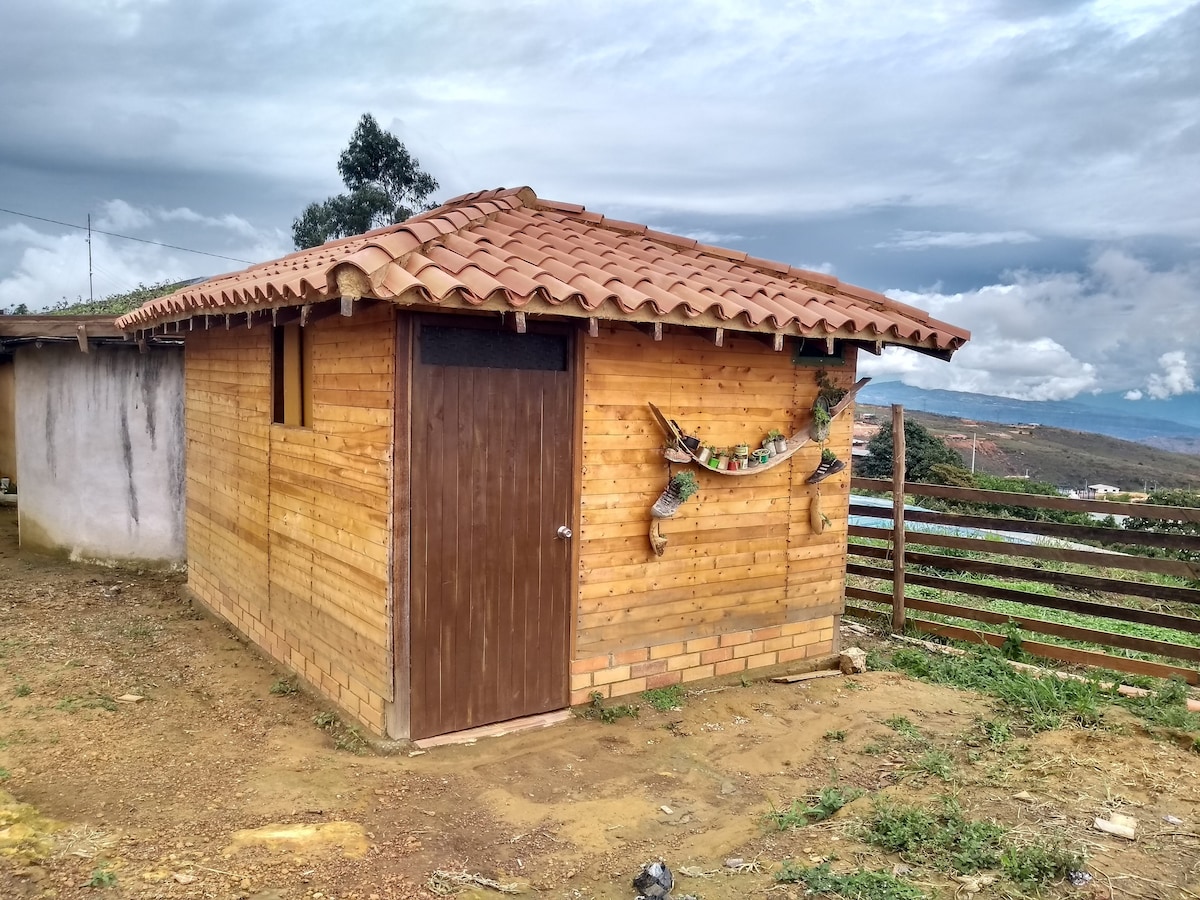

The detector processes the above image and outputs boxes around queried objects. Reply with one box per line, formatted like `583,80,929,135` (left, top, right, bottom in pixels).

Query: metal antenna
87,213,94,303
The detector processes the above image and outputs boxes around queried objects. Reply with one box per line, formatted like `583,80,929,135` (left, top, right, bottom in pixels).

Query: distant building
1089,483,1121,495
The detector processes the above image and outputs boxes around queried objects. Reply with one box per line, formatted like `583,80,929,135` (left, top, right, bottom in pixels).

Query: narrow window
272,324,312,426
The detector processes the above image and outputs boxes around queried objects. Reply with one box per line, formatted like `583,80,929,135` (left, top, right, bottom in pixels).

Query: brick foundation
569,616,839,705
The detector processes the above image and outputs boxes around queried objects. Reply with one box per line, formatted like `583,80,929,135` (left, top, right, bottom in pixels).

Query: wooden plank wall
185,304,395,734
572,324,854,701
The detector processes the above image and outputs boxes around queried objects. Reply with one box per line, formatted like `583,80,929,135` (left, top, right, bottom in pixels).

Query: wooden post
891,403,906,632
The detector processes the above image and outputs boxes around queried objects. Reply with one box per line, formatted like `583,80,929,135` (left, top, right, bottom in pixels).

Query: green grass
883,642,1199,740
859,796,1086,889
883,715,923,740
56,695,118,713
14,683,31,698
641,684,685,711
766,786,863,831
776,861,927,899
0,766,10,781
823,729,847,742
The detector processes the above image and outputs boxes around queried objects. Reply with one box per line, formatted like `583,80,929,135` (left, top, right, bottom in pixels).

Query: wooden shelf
649,377,870,477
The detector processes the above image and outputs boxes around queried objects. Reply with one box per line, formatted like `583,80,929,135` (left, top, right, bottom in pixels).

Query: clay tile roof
115,187,969,354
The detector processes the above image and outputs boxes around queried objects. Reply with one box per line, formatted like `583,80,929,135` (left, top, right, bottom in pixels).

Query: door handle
556,525,573,540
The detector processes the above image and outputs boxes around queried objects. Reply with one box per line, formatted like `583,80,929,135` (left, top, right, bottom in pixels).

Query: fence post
891,404,907,632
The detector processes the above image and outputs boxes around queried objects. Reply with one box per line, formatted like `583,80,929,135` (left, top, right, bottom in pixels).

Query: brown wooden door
409,320,575,739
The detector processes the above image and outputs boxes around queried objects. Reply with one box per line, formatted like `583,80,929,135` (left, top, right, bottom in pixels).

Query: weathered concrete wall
14,344,185,563
0,359,15,486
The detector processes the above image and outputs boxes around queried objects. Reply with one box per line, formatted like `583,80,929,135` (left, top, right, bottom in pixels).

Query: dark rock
633,860,673,899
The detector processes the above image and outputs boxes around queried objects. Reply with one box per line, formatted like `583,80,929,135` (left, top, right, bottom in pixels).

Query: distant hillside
859,381,1200,453
857,404,1200,491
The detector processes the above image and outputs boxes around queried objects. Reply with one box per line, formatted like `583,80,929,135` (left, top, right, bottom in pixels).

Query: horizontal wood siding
575,324,854,692
186,305,395,734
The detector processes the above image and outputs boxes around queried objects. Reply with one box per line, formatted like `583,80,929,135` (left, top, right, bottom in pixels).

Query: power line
0,206,255,265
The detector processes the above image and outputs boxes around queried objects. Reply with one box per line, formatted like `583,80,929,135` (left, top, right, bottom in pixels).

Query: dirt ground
1,506,1199,900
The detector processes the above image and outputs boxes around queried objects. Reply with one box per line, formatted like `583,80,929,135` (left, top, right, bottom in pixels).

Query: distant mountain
858,382,1200,451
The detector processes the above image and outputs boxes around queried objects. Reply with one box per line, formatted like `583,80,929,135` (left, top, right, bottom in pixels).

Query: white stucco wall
14,343,185,563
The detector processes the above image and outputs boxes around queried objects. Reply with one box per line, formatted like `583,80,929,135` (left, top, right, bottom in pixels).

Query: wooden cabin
116,187,968,741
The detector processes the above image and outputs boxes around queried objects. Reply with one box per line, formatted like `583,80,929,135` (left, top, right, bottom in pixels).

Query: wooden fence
847,406,1200,684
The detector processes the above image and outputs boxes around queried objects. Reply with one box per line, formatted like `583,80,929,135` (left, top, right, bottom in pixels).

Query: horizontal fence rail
847,406,1200,685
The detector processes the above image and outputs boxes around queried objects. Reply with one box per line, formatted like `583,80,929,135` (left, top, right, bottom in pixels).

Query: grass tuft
883,715,923,740
776,861,927,899
913,748,954,780
766,786,862,831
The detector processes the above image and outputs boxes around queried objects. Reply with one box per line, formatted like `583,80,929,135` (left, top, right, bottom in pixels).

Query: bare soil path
1,506,1198,899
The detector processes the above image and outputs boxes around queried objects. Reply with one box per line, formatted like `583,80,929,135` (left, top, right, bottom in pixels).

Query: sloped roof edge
116,187,969,354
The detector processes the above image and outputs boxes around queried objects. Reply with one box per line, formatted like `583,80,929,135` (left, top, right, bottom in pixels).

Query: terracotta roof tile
115,187,969,353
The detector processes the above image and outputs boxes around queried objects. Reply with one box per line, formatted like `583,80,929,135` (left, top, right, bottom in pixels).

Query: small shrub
0,766,10,781
641,684,684,711
312,711,338,729
88,863,117,888
979,718,1012,746
269,678,299,696
14,683,31,697
823,729,847,742
776,861,927,899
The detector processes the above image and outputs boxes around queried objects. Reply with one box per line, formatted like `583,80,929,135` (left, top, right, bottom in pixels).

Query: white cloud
1145,350,1195,399
868,249,1200,400
96,199,152,232
1124,389,1144,400
876,230,1040,250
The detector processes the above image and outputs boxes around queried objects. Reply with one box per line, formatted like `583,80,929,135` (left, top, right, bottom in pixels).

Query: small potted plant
734,441,750,460
696,442,713,465
651,470,700,518
816,369,848,408
806,448,846,484
716,449,731,471
810,398,832,442
771,430,788,455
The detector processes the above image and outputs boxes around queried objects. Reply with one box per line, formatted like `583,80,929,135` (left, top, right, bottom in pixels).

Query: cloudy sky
2,0,1198,402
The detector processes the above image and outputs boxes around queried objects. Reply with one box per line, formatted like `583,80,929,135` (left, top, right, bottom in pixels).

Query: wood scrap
1094,813,1138,840
770,669,842,684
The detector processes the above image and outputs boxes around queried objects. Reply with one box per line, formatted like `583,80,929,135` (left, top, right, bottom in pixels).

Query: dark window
272,324,312,426
419,325,568,371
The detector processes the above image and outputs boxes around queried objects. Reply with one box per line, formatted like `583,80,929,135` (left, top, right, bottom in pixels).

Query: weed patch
766,786,862,830
888,646,1109,732
14,683,31,698
641,684,684,711
1001,842,1085,890
912,748,953,780
312,712,370,754
823,729,847,742
860,798,1005,874
577,691,639,724
776,861,927,899
269,678,299,696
